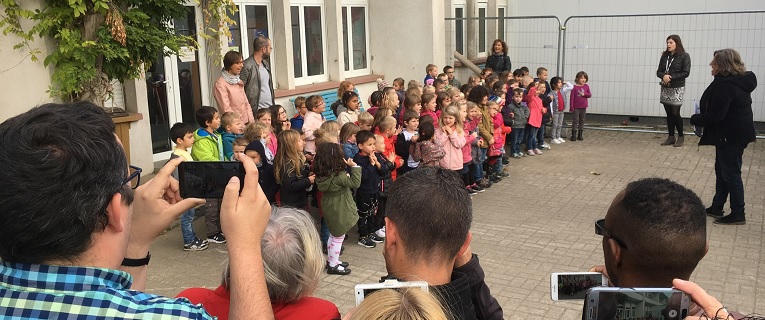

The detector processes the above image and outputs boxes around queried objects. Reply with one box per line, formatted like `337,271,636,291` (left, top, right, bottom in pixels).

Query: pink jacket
213,77,255,125
267,132,277,155
461,124,476,164
526,87,545,128
490,113,511,156
435,127,467,170
420,110,439,128
302,111,324,154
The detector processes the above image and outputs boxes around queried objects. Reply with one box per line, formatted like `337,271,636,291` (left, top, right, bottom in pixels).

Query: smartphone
550,272,609,300
178,161,245,199
584,287,690,320
354,279,429,305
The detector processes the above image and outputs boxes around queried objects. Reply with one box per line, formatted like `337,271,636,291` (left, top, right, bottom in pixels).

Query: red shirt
176,285,341,320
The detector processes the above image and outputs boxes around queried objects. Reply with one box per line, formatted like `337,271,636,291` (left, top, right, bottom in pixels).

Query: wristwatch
121,252,151,267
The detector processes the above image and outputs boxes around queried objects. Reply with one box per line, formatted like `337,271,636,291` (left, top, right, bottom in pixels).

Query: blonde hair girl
274,130,315,208
347,288,448,320
314,120,342,145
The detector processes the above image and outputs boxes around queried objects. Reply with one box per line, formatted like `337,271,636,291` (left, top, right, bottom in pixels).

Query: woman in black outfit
485,39,512,75
657,35,691,147
690,49,757,225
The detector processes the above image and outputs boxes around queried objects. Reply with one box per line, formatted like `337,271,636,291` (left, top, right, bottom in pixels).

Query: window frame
454,4,466,56
477,1,488,57
229,1,274,79
498,6,506,41
291,0,329,85
341,0,370,78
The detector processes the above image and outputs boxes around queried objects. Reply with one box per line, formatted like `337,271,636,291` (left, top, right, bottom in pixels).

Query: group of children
169,63,592,276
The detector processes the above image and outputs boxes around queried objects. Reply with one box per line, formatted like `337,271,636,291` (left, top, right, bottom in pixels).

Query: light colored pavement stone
145,130,764,319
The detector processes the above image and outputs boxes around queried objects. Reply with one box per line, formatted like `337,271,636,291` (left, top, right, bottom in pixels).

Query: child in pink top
570,71,592,141
526,82,547,155
434,105,467,171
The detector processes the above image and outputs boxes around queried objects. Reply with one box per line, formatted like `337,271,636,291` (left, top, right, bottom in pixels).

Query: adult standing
690,49,757,225
484,39,512,75
214,51,255,125
657,35,691,147
241,35,275,114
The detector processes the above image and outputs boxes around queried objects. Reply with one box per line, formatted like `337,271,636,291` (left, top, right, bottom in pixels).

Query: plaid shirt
0,261,213,319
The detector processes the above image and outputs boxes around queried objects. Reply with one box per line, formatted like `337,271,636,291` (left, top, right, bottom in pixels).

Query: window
341,4,369,76
226,2,270,57
291,3,327,84
498,7,506,40
455,7,465,55
478,3,487,55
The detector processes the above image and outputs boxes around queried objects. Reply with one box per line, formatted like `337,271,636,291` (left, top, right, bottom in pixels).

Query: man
241,35,275,113
0,102,273,319
383,167,503,320
444,65,462,89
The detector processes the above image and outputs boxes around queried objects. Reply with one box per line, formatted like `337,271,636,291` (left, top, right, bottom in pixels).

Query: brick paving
145,130,764,319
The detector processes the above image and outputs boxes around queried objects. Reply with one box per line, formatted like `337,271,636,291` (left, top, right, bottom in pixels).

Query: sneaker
490,174,502,183
467,187,477,195
207,233,226,244
705,206,724,218
559,138,566,143
534,149,543,155
527,150,536,156
375,227,386,239
478,178,492,189
552,138,562,144
470,184,485,193
369,233,385,243
500,172,510,178
541,144,551,150
183,238,209,251
357,235,377,248
326,264,351,275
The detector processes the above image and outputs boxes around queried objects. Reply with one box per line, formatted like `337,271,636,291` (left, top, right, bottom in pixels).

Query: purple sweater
569,84,592,110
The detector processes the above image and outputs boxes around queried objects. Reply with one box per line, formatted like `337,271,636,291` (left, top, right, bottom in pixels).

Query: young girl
420,93,438,128
274,130,315,208
244,122,274,164
302,95,326,155
338,91,361,126
526,81,547,155
366,91,384,116
435,105,466,171
357,111,374,131
269,104,291,136
464,102,484,193
314,120,341,146
331,80,354,116
371,107,393,133
339,122,361,159
570,71,592,141
409,121,445,168
314,143,361,275
549,76,573,144
436,92,452,115
381,87,399,114
256,108,277,154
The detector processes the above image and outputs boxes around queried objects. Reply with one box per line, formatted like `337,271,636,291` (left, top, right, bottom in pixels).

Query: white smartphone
550,272,609,300
354,279,429,305
584,287,690,320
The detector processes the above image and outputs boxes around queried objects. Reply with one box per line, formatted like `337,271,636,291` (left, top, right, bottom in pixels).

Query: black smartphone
585,287,690,320
178,161,245,199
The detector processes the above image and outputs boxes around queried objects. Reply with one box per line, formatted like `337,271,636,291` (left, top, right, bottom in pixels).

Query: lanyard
665,55,675,73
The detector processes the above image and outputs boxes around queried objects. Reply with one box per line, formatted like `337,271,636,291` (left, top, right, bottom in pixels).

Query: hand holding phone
584,287,690,320
354,280,429,305
178,161,246,199
550,272,608,300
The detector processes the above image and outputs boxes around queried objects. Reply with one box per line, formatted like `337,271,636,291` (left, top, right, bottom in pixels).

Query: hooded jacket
316,167,361,236
191,128,224,161
690,71,757,146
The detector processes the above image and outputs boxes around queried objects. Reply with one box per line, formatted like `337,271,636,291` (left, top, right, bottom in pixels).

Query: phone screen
178,161,245,199
586,289,689,320
554,273,606,300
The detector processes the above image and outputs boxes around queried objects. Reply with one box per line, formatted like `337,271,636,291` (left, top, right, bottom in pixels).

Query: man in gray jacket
241,35,275,113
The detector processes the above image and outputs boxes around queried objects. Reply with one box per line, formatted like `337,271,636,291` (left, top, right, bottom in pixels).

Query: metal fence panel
563,12,765,121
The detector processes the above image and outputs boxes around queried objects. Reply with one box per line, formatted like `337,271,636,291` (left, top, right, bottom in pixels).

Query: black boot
577,130,584,141
705,206,724,218
570,130,578,141
660,136,676,146
714,211,746,225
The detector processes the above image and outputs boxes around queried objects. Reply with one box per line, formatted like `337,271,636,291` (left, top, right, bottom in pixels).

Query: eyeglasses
595,219,627,249
124,165,142,189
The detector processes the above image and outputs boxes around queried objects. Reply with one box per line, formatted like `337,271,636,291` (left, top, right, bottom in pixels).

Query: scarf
221,69,241,85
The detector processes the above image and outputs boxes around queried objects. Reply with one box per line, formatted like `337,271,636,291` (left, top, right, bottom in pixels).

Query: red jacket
526,87,547,128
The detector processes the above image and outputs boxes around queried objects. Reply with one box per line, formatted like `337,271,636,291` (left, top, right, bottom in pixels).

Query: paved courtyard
145,130,764,319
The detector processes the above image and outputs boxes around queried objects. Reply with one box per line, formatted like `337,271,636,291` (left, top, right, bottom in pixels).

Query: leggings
327,234,346,268
572,109,587,131
663,103,684,137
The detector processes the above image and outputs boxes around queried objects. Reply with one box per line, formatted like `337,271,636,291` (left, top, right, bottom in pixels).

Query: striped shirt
0,261,213,319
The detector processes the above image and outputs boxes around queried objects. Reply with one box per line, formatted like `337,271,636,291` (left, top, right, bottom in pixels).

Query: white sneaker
552,138,561,144
559,138,566,143
375,227,386,239
541,144,551,150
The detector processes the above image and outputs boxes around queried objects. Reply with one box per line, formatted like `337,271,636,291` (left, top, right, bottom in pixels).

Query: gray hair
223,207,323,303
713,49,747,76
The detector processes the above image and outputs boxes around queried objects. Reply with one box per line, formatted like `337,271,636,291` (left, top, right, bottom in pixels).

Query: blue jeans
510,127,525,154
470,163,483,183
320,218,330,246
180,207,196,245
712,144,747,213
537,123,546,146
526,126,539,150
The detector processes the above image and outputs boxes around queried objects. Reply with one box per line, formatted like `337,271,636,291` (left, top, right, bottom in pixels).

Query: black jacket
432,254,504,320
656,52,691,88
353,152,390,194
690,72,757,147
278,164,312,208
484,54,512,74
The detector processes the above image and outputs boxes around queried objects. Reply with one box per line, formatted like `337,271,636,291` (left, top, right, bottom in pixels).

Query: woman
690,49,757,225
484,39,512,75
269,104,291,135
213,50,255,125
177,208,340,320
657,35,691,147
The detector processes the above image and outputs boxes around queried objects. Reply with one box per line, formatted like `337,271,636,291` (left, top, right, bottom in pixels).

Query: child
424,64,438,86
526,81,547,156
244,138,279,204
314,143,361,275
395,109,420,176
303,95,326,155
372,133,397,242
393,77,406,108
435,105,466,171
366,91,384,116
420,93,438,128
463,102,484,193
570,71,592,141
399,94,422,126
357,111,374,131
507,88,530,158
371,107,393,133
550,76,574,144
256,108,277,155
231,137,249,159
190,106,226,244
436,92,451,114
447,87,462,103
433,78,446,93
409,121,445,168
340,122,361,158
468,75,481,87
535,67,552,150
331,81,354,116
244,122,274,164
467,85,494,187
269,104,291,135
169,123,208,251
353,130,390,248
290,96,307,131
381,87,399,113
375,116,403,180
338,91,361,126
314,120,341,146
219,112,244,161
274,129,315,208
487,101,511,181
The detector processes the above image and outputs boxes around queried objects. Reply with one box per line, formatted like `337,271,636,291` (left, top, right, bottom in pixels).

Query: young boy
190,106,226,244
290,96,307,131
506,88,530,158
433,78,446,94
376,116,403,180
169,123,208,252
353,130,390,248
220,112,244,161
395,109,420,176
231,137,249,159
424,64,438,86
357,111,374,131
